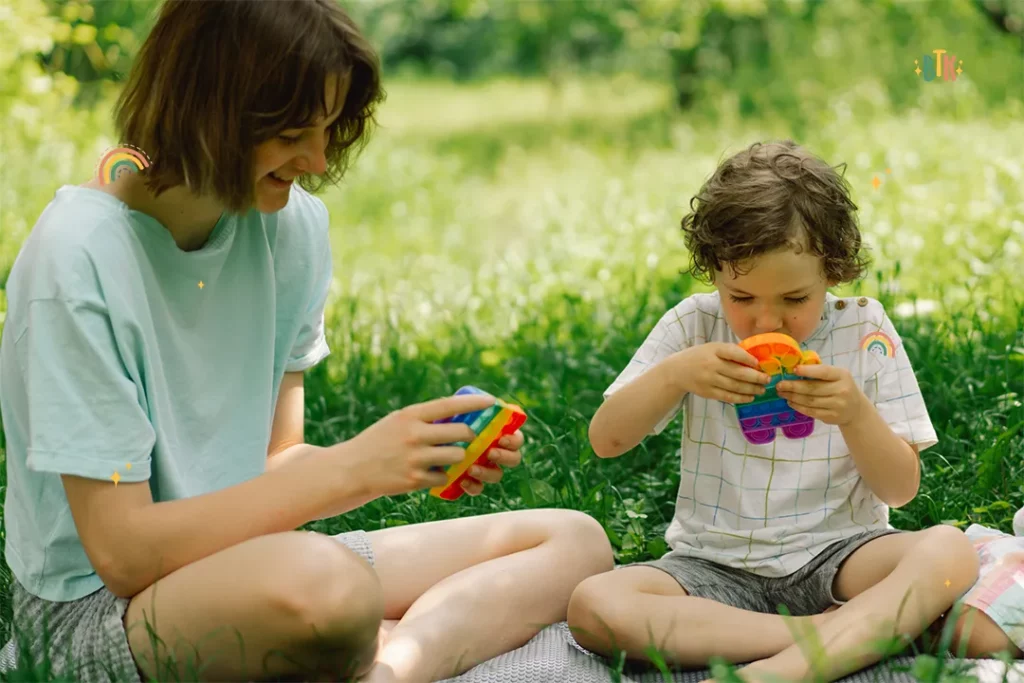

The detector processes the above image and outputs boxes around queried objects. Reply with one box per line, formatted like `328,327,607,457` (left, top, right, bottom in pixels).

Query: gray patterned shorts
0,530,374,683
637,529,901,616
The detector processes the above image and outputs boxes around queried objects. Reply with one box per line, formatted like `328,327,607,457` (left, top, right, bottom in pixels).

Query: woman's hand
459,430,525,497
344,393,498,498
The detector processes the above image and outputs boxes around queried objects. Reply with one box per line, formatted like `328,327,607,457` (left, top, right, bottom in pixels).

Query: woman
0,1,613,681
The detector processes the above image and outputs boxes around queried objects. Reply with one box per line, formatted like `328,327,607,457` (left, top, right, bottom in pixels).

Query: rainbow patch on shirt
861,331,896,358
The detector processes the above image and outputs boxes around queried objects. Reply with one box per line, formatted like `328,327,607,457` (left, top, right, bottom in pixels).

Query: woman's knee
541,509,615,573
272,532,384,653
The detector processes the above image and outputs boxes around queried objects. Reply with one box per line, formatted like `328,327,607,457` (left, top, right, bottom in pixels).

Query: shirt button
835,299,847,310
857,297,869,307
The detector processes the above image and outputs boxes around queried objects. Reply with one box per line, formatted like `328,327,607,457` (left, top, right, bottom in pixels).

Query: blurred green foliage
11,0,1024,119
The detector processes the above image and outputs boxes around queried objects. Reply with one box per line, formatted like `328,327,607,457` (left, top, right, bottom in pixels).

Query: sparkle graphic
198,281,205,289
945,579,951,588
111,463,132,486
871,168,892,190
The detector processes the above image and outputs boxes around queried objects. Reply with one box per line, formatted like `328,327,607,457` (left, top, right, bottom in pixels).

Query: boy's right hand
343,393,497,498
675,343,772,405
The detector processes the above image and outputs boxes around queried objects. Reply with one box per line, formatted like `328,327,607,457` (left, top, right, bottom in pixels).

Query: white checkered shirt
605,292,938,576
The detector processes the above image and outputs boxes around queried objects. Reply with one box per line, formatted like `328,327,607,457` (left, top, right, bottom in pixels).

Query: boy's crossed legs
568,525,981,682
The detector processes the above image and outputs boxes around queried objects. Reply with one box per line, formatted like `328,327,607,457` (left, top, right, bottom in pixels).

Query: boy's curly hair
681,140,870,284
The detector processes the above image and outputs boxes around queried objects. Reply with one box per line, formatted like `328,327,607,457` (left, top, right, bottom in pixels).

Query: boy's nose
754,311,783,335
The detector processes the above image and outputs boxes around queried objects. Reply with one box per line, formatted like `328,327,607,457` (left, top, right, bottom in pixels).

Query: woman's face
251,73,349,213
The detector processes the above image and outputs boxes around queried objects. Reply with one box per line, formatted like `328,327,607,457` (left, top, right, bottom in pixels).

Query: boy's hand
460,430,525,497
776,364,867,426
676,343,772,404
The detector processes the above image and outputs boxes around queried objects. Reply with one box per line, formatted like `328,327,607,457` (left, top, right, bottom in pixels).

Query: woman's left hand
461,430,525,496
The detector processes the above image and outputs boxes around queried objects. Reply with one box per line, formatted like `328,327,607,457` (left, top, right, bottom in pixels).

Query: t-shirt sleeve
16,297,155,481
284,198,333,373
603,299,696,435
861,309,939,452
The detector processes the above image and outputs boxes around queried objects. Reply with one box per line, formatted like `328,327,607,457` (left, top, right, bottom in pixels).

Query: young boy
567,140,981,682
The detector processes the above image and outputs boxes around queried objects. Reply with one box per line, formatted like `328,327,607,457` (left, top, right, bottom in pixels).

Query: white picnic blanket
2,619,1019,682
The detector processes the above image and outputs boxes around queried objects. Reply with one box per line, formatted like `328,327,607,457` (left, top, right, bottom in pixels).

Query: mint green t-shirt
0,183,334,602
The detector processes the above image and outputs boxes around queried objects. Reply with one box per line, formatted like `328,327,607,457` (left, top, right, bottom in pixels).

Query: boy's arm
840,393,921,508
590,350,690,459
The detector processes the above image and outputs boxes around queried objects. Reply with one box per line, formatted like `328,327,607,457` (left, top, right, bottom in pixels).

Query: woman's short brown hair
114,0,385,213
680,140,870,284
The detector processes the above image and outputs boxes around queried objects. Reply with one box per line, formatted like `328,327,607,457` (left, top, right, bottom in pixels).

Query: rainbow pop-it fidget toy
735,333,821,445
430,386,527,500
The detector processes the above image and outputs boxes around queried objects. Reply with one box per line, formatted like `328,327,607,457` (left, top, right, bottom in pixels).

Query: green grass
0,76,1022,681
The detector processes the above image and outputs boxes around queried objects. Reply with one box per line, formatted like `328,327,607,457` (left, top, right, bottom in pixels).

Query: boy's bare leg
359,509,613,683
567,566,834,666
734,526,980,683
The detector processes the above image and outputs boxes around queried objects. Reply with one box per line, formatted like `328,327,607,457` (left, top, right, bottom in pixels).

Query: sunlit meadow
1,76,1022,680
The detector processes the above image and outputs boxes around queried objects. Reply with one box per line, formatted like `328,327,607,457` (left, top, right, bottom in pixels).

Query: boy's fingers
717,344,761,369
721,361,771,385
793,364,839,380
715,377,766,398
777,380,833,396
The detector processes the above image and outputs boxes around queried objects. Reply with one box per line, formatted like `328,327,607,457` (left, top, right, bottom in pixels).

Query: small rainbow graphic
96,145,151,185
861,331,896,358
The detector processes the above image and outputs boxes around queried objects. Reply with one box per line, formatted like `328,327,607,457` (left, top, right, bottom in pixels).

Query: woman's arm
63,442,366,600
265,371,380,516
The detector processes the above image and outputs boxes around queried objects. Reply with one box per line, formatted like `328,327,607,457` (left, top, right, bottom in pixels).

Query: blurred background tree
15,0,1023,116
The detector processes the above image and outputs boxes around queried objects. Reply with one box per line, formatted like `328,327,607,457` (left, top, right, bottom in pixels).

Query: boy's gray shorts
0,530,374,683
636,528,901,616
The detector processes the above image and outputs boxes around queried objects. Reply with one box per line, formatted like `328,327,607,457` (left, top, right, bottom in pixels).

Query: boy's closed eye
729,295,810,304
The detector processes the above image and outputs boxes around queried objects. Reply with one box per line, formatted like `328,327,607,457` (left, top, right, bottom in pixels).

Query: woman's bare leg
124,531,383,681
360,509,613,682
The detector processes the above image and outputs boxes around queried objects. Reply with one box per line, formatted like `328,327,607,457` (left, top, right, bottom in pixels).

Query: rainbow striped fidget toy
430,386,527,500
735,333,821,445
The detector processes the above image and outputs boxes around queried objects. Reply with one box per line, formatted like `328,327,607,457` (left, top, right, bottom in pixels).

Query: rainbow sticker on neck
96,145,151,185
860,331,896,358
735,333,821,445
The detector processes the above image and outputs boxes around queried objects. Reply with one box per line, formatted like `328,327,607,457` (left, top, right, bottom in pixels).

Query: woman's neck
81,174,225,252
